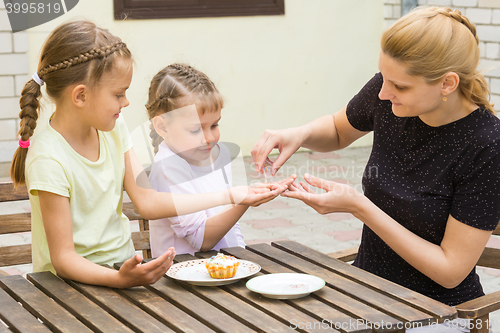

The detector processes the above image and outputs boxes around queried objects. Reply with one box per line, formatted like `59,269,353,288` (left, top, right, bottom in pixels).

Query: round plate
166,259,261,286
246,273,325,299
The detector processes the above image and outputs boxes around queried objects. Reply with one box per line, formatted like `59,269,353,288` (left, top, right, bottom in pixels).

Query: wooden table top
0,240,456,333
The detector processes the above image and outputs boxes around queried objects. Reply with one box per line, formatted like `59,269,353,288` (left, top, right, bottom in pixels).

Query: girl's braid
146,63,223,154
149,122,164,155
38,42,127,78
170,63,214,95
18,82,40,142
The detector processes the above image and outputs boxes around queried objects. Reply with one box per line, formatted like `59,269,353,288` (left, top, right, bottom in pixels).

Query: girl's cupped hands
281,173,364,215
230,174,297,207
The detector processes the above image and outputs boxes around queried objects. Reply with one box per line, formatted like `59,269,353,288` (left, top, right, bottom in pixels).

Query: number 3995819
5,2,62,14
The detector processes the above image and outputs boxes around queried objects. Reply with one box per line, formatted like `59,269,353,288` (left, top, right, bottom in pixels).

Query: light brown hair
146,64,224,154
10,20,132,186
381,6,494,114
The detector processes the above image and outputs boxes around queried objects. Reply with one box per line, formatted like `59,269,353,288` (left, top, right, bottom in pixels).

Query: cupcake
205,253,240,279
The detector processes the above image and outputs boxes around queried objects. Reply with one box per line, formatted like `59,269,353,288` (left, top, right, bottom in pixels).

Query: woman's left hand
231,174,297,207
281,173,364,214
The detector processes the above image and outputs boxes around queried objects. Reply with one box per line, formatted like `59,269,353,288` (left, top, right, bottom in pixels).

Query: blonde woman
252,7,499,330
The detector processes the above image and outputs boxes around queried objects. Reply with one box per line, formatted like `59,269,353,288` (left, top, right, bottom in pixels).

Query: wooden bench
329,225,500,333
0,181,151,276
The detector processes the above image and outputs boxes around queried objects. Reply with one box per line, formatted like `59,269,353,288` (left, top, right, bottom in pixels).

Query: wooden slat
492,223,500,236
148,275,254,332
131,231,150,251
0,321,14,333
138,219,151,259
0,244,31,267
0,183,29,202
223,246,404,333
116,283,216,333
65,279,175,333
0,213,31,234
0,275,92,333
194,251,341,333
327,247,359,262
173,253,302,333
122,202,142,220
245,242,441,326
123,201,152,259
455,290,500,319
0,286,52,332
270,240,457,322
27,271,135,333
477,247,500,270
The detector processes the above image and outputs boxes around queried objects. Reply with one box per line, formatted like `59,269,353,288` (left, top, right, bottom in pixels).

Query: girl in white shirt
147,64,278,255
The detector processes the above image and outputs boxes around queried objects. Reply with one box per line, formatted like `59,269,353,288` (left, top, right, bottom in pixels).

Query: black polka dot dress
346,73,500,306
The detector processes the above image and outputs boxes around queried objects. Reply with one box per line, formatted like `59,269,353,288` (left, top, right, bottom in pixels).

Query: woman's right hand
251,110,365,176
251,127,305,175
116,247,176,288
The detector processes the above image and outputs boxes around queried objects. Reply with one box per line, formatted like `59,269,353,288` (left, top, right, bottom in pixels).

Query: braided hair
146,64,224,154
10,20,132,186
381,6,494,115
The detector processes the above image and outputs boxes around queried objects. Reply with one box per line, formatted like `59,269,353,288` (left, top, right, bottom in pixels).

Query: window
401,0,418,16
114,0,285,20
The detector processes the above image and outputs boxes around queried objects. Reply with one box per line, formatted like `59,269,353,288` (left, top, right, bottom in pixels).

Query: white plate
166,259,261,286
246,273,325,299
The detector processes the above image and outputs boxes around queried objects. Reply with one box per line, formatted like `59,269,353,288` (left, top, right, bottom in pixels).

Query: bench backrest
0,182,151,272
477,222,500,269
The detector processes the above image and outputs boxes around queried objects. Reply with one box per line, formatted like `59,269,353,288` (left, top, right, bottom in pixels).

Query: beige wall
28,0,384,164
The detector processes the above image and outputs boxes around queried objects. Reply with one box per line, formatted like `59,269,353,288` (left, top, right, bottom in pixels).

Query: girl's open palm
231,175,296,207
117,247,176,288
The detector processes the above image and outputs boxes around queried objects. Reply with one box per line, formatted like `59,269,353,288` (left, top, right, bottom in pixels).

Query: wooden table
0,240,456,332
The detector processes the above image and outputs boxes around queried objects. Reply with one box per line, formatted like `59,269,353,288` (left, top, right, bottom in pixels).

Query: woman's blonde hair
146,64,224,154
381,6,494,114
10,20,132,186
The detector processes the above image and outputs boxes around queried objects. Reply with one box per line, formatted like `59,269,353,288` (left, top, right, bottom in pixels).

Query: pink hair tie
19,138,30,148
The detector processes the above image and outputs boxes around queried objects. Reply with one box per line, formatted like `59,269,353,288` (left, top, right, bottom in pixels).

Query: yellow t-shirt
26,116,135,273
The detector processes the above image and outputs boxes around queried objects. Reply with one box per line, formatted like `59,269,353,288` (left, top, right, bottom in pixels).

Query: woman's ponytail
463,71,495,114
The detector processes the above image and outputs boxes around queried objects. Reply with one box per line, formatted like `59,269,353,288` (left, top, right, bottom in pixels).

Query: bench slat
0,213,31,234
477,247,500,270
0,183,29,202
131,231,150,250
0,244,31,267
122,202,142,220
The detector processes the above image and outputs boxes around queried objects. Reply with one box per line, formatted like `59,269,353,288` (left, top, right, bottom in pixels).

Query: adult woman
252,5,500,313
